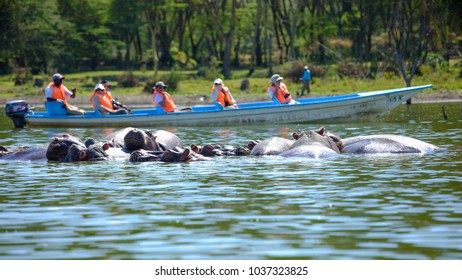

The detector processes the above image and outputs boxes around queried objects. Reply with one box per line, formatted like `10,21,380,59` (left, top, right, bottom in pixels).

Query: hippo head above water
46,134,86,161
129,149,164,162
292,127,343,153
292,129,340,153
124,128,156,151
123,128,183,152
129,147,210,163
64,143,112,162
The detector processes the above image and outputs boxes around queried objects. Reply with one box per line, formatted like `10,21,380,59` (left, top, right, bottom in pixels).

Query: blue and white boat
5,85,431,128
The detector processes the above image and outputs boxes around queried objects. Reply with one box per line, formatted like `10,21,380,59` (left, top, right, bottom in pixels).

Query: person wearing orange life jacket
101,80,114,100
267,74,299,105
211,78,238,110
100,80,132,113
44,73,86,115
152,81,192,113
90,84,128,115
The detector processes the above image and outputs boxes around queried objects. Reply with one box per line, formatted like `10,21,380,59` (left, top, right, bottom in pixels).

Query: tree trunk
145,9,158,76
254,0,263,67
389,0,431,104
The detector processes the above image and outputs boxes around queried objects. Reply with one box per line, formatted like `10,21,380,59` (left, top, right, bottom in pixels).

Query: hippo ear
315,127,326,135
183,149,191,156
84,138,97,148
68,144,77,153
293,132,300,140
190,144,200,153
102,143,110,151
247,140,259,150
78,150,87,160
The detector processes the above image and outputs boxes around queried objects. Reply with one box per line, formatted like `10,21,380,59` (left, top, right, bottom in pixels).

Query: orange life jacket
211,86,234,107
47,82,68,105
152,90,176,112
90,92,113,112
269,83,292,104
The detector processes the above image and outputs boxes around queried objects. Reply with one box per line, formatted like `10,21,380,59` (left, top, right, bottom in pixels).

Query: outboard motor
5,100,29,128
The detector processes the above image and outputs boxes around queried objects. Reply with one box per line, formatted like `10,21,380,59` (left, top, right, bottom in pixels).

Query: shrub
117,71,139,88
337,60,369,79
143,79,156,93
13,67,32,85
143,71,182,93
164,71,181,91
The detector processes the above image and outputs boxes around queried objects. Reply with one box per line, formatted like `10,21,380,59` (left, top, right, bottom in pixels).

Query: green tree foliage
0,0,59,76
0,0,460,86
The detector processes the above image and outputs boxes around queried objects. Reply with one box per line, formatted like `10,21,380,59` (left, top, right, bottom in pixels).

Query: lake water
0,102,461,259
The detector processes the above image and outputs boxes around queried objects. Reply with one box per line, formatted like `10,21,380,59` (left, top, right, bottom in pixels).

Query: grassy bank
1,66,461,106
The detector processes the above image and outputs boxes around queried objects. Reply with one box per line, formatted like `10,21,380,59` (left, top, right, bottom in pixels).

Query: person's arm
282,83,292,104
45,87,56,101
211,89,223,109
211,88,219,102
274,85,283,102
268,87,280,104
226,88,236,104
157,98,166,107
154,94,166,107
63,85,76,98
225,89,238,108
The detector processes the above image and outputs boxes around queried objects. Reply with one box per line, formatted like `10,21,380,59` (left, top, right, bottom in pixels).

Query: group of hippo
0,127,440,163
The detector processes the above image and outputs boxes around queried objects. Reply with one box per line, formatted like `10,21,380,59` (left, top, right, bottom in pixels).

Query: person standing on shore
44,73,86,115
300,65,312,96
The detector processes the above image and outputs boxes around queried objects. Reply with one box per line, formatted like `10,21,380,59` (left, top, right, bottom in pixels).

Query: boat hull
23,85,431,128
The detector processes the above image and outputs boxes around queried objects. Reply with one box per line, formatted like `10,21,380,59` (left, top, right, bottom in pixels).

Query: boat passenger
101,80,132,113
211,78,238,110
267,74,299,105
45,73,86,115
152,81,191,113
90,84,129,115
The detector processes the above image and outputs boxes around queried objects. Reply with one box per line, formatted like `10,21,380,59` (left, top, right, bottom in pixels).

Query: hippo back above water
341,134,440,154
250,137,294,156
0,145,47,161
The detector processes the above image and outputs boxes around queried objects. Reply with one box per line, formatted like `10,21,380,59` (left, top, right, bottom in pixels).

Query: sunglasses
214,83,222,86
96,89,104,91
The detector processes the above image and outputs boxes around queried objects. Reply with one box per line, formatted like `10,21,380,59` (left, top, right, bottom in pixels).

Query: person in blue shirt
301,65,312,96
